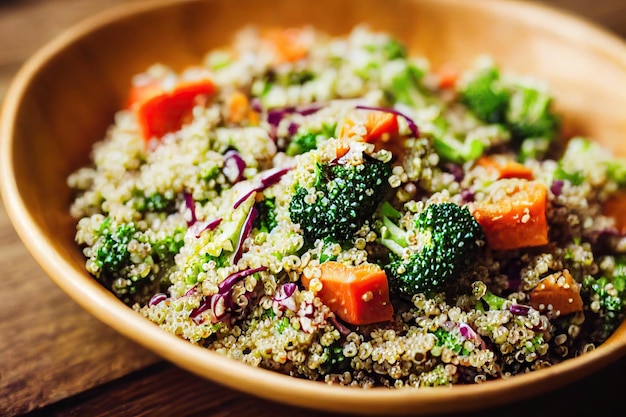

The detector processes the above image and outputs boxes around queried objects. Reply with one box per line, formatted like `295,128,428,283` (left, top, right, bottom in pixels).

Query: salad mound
68,26,626,388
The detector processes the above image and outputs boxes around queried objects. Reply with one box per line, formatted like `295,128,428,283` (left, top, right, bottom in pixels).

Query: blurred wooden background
0,1,625,416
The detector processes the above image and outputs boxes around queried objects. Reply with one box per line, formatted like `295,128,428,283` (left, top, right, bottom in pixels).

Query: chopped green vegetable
289,156,392,245
379,202,485,297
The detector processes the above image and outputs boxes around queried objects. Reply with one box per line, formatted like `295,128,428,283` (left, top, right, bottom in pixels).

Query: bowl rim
1,0,626,414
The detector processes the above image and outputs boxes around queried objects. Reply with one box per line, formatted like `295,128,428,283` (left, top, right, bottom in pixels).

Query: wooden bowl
2,0,626,414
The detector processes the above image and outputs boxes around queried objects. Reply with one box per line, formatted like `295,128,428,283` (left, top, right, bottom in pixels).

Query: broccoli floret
91,216,183,305
321,342,351,374
385,61,427,107
382,38,407,60
286,132,319,156
583,267,626,340
289,156,392,245
432,134,485,164
254,197,278,233
506,82,560,142
379,202,485,297
433,328,470,355
285,123,336,156
460,65,509,124
459,60,559,147
94,217,136,277
556,136,626,186
131,191,176,213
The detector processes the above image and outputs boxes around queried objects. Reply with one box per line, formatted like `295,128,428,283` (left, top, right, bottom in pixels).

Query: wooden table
1,1,625,416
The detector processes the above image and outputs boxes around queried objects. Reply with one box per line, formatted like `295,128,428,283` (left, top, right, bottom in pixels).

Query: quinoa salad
68,26,626,388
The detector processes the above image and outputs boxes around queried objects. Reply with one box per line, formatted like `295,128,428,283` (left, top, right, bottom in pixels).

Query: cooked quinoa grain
69,26,626,388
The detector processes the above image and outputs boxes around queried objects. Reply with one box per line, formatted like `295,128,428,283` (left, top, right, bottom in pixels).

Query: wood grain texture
0,1,625,416
0,2,158,416
0,199,160,417
21,360,626,417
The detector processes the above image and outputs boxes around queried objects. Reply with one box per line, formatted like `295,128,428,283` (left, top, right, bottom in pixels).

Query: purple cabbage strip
184,285,198,297
266,103,324,128
218,265,268,294
444,162,465,182
288,122,299,136
509,304,531,316
189,266,268,323
260,166,293,188
189,217,222,239
355,104,420,138
551,179,564,197
274,282,297,312
232,206,258,264
250,97,263,113
460,189,475,203
184,192,197,226
267,106,296,127
274,282,297,301
210,293,228,321
233,185,258,209
223,150,247,184
457,322,486,349
189,297,211,323
233,166,293,209
328,315,351,336
148,293,168,306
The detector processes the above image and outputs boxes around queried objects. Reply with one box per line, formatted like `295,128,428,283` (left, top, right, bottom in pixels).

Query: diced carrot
602,191,626,233
263,28,311,64
126,79,162,109
302,261,394,325
338,118,355,140
338,110,404,159
134,79,216,141
477,156,534,180
472,179,549,251
226,90,250,124
335,137,351,159
529,269,583,316
436,64,460,89
339,111,399,143
365,111,399,142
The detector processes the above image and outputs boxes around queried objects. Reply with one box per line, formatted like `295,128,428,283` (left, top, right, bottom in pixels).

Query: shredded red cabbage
233,186,257,210
210,293,227,320
189,297,211,323
250,97,263,113
233,166,293,209
274,282,297,301
218,265,267,294
551,180,564,197
184,285,198,297
223,150,247,184
232,206,258,263
328,315,351,336
288,122,299,136
188,217,222,238
355,105,420,138
260,166,293,188
148,293,168,306
509,304,531,316
184,192,197,226
273,282,297,311
457,322,486,349
266,103,324,127
460,189,475,203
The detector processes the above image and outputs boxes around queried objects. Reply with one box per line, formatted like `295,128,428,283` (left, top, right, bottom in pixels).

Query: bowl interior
2,0,626,414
